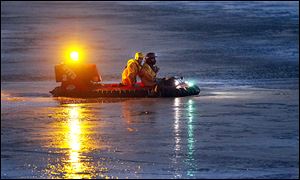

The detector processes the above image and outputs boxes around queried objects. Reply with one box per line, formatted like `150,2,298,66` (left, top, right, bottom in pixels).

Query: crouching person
121,52,144,87
139,52,160,87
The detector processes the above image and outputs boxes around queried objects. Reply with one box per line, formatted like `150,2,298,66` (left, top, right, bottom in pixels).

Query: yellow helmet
134,52,144,61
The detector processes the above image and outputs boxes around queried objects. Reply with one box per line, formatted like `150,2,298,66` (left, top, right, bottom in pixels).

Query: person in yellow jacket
121,52,144,86
139,52,160,87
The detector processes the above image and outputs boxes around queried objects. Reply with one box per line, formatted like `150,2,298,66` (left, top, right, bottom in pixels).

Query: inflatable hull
50,84,200,98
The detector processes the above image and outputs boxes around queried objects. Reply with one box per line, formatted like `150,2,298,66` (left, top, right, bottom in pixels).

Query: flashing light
70,51,79,61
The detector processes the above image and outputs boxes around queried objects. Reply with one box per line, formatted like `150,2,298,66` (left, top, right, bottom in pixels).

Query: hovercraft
50,60,200,98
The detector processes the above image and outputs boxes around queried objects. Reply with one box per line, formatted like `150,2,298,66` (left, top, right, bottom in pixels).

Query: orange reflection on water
65,105,86,179
1,91,25,102
121,100,138,133
44,104,110,179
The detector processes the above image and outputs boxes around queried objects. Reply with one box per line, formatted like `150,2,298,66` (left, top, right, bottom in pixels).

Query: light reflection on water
173,98,197,178
42,98,197,178
66,105,86,179
186,99,196,177
174,98,181,152
173,98,182,178
44,104,111,179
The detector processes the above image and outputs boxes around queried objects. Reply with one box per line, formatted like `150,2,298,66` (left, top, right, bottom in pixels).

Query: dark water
1,1,299,86
1,1,299,179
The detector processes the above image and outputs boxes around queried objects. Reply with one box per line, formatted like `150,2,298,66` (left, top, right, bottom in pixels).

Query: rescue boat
50,79,200,98
50,51,200,98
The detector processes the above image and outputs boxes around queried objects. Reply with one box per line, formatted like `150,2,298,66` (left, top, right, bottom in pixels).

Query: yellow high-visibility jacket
139,63,157,87
122,59,141,86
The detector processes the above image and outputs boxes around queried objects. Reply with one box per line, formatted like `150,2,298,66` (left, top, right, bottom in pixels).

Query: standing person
139,52,160,87
121,52,144,86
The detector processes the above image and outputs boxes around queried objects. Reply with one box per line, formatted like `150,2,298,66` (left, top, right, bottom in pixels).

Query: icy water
1,1,299,179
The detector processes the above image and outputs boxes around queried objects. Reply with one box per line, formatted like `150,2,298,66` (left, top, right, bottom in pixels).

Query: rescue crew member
121,52,144,86
139,52,160,87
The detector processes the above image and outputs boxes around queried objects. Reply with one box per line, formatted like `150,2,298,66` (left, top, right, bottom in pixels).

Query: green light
186,81,194,87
